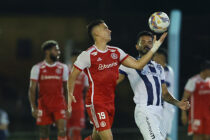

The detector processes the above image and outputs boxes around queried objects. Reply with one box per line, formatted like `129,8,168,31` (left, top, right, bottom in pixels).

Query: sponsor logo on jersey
97,57,102,61
91,52,98,56
100,121,106,127
98,62,118,70
111,53,118,59
41,75,61,80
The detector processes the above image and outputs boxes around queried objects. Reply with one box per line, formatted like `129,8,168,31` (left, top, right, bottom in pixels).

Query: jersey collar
44,61,57,67
93,45,108,53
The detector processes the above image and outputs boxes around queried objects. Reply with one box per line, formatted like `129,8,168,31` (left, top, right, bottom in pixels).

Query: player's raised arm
122,32,167,70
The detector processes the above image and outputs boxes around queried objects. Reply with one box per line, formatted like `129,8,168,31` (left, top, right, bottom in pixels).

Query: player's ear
135,45,139,51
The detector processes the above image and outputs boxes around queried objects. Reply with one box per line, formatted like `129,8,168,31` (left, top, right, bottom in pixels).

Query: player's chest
140,64,162,77
196,81,210,95
39,67,63,81
90,52,119,71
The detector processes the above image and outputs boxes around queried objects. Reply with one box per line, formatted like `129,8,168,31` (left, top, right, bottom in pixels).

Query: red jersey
184,74,210,134
74,45,129,106
30,61,69,110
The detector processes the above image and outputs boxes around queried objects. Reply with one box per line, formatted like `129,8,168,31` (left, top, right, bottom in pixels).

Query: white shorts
134,104,166,140
162,102,175,135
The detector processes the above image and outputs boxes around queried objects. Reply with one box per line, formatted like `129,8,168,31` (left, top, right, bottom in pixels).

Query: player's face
49,45,60,62
95,23,111,42
153,53,166,67
204,69,210,78
136,35,153,55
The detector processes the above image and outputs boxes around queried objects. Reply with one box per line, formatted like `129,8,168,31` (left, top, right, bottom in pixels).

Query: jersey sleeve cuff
73,64,83,71
120,54,129,63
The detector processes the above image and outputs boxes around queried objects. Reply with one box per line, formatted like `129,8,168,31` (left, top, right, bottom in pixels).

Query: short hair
71,49,82,56
87,19,105,41
41,40,58,52
200,60,210,71
156,48,168,60
136,31,154,44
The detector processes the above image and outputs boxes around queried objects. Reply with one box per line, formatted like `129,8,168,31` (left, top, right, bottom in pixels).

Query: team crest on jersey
100,121,106,127
56,68,62,74
111,53,118,59
91,52,98,56
43,69,47,73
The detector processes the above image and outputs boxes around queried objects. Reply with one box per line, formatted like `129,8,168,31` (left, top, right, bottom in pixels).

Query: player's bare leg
39,125,50,140
193,134,203,140
56,119,67,140
98,129,113,140
92,127,101,140
203,135,210,140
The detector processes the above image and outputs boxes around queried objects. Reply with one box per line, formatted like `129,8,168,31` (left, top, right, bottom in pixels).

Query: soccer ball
148,12,170,33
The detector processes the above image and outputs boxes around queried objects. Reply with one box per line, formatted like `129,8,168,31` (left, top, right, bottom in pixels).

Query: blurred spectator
0,109,9,140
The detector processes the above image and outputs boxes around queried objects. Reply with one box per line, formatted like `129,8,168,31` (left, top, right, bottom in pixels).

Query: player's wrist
151,41,161,53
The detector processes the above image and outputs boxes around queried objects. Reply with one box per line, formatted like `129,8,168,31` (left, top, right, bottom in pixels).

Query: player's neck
94,40,107,51
200,72,207,80
45,58,56,65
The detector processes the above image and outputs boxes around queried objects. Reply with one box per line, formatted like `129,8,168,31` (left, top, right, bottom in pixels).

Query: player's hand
69,93,76,103
178,100,190,111
31,108,38,118
66,110,71,119
181,111,188,125
151,32,168,53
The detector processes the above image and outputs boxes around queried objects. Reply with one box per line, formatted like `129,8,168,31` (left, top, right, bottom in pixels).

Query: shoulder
56,62,68,69
152,61,164,71
107,46,123,52
31,61,44,70
189,74,201,82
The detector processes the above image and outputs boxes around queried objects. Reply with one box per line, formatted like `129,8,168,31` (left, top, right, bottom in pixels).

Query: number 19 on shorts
97,112,106,120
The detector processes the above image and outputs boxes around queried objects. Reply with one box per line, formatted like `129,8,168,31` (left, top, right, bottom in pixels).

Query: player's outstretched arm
67,67,81,112
181,90,191,125
122,33,167,70
162,83,190,111
28,80,38,118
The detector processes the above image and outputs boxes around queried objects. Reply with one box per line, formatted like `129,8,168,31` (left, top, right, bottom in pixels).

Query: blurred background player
67,49,88,140
67,20,167,140
153,48,175,140
0,109,9,140
117,31,190,140
181,60,210,140
28,40,69,140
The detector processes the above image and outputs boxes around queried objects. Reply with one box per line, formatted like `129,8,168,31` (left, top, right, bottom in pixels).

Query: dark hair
87,19,105,41
41,40,58,52
136,31,154,44
200,60,210,71
156,48,168,60
71,49,82,56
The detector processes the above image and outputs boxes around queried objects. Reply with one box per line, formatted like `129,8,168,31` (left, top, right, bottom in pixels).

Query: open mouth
145,46,151,51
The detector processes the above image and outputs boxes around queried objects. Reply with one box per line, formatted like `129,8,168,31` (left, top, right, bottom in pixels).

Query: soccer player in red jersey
29,40,69,140
181,61,210,140
67,20,167,140
67,50,88,140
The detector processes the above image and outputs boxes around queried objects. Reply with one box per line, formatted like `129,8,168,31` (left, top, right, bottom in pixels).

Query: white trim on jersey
30,64,40,81
62,64,69,81
87,68,99,128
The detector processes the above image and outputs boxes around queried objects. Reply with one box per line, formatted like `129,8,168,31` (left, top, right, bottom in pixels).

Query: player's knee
39,126,50,138
58,129,66,137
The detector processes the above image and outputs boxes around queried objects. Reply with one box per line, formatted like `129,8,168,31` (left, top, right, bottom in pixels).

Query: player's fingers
153,35,157,44
159,32,168,42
